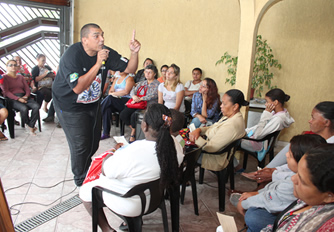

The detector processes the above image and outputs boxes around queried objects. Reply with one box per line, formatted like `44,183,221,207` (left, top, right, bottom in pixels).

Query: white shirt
158,82,185,112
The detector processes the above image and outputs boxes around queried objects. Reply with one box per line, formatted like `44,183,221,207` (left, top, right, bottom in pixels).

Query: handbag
125,85,148,109
82,150,113,185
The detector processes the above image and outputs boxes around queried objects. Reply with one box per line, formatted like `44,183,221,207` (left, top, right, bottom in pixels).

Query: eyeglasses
200,84,208,88
161,70,167,73
7,64,18,67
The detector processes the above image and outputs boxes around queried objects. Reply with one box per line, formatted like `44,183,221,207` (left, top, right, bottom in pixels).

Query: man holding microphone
53,23,141,186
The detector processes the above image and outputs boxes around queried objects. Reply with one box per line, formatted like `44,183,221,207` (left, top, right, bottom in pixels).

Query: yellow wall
73,0,334,141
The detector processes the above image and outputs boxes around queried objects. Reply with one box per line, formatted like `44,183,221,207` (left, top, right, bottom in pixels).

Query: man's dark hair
80,23,100,40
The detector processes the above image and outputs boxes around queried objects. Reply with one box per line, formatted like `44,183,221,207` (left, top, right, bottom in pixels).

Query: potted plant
216,35,282,98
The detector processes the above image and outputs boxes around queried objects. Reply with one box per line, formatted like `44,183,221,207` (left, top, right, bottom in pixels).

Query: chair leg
190,176,199,215
125,216,143,232
269,150,274,161
115,113,119,127
228,160,235,191
199,168,204,184
92,189,100,232
159,200,169,232
180,180,186,204
243,152,248,170
7,110,15,138
168,186,180,232
120,120,125,136
38,111,41,132
217,169,227,212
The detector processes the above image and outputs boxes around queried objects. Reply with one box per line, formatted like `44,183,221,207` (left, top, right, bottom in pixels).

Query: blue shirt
190,91,220,122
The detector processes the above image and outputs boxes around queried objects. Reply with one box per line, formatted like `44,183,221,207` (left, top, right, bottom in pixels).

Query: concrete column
235,0,282,117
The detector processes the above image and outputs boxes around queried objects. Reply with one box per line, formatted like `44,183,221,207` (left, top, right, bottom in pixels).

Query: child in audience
184,67,202,101
158,64,185,112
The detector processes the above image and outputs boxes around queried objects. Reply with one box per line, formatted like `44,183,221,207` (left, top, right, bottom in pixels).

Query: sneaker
101,134,110,140
230,193,242,207
43,116,54,122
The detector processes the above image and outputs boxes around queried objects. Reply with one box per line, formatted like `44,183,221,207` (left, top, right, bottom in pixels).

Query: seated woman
0,103,8,141
236,134,327,232
241,88,295,161
260,144,334,232
100,69,135,140
157,64,168,83
189,89,248,171
246,101,334,183
184,67,202,101
133,58,154,83
79,103,179,232
31,54,55,112
2,60,40,135
158,63,185,112
119,64,160,142
190,77,221,128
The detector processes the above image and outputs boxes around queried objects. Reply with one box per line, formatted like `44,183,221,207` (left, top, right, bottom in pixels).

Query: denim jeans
101,95,129,135
245,207,277,232
54,101,101,186
10,98,39,128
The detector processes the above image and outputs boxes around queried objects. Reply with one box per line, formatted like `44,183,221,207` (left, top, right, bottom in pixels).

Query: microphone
102,45,107,66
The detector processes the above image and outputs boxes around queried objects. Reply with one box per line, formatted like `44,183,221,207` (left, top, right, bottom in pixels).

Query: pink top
2,74,31,100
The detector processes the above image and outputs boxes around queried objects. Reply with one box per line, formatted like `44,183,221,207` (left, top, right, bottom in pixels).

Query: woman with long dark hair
190,77,221,128
80,103,179,232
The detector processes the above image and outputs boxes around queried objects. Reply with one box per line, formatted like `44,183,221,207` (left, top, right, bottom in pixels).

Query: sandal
129,135,136,143
0,131,8,141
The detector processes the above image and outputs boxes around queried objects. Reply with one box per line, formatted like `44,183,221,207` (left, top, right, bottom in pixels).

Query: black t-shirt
52,42,128,111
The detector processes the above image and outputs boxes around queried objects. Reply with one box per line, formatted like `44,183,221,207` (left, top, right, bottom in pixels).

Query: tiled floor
0,110,283,232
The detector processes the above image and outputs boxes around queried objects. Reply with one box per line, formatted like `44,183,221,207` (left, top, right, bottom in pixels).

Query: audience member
157,64,168,83
261,144,334,232
79,103,179,232
245,101,334,183
189,89,248,171
100,70,135,140
1,60,39,135
0,102,8,141
236,134,327,232
133,58,154,83
120,64,160,143
14,56,36,91
190,77,221,128
31,54,55,112
241,88,294,161
158,63,185,112
184,67,202,101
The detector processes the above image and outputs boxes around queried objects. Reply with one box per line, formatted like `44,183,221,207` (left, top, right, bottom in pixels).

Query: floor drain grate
14,194,82,232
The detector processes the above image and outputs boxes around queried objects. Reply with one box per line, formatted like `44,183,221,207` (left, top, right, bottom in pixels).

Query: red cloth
82,150,113,185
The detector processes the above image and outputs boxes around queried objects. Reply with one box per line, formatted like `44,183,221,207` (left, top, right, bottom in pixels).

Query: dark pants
39,87,52,102
10,98,40,128
47,101,55,118
101,95,129,135
54,101,101,186
119,106,139,128
245,207,277,232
